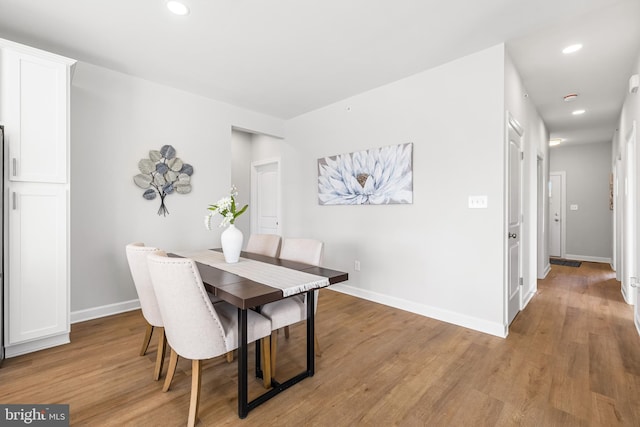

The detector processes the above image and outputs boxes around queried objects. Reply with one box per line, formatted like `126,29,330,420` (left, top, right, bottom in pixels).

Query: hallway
510,261,640,424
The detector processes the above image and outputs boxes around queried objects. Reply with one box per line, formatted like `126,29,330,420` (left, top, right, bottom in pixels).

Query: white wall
283,45,508,336
70,62,284,318
231,129,253,239
251,134,283,161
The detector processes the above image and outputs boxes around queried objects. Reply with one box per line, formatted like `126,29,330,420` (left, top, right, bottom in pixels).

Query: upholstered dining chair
125,243,167,381
213,233,281,365
146,252,272,427
127,243,227,380
245,233,281,258
259,238,324,376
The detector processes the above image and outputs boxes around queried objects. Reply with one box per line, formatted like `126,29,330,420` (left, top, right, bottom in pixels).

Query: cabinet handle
12,192,16,210
12,158,17,176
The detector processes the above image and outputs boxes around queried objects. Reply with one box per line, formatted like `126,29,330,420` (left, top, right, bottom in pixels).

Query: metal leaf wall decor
133,145,194,216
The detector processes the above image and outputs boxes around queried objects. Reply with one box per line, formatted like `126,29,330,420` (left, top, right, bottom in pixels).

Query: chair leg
314,331,321,357
187,359,201,427
226,351,234,363
261,336,272,389
284,325,290,339
140,324,154,356
270,330,278,377
153,327,167,381
163,348,179,392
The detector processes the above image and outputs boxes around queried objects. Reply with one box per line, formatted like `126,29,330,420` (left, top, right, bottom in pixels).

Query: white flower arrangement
204,185,248,229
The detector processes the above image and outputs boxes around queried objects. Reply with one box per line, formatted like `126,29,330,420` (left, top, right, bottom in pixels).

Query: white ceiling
0,0,638,146
508,0,640,146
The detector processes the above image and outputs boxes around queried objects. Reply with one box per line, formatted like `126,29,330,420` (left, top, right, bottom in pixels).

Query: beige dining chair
214,233,281,364
245,233,281,257
125,243,168,381
126,243,226,380
146,251,272,427
259,238,324,376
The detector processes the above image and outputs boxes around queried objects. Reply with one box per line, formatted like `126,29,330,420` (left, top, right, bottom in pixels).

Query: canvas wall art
318,142,413,205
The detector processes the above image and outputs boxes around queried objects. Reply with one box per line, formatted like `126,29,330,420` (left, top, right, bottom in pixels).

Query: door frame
548,171,566,259
504,111,524,331
250,157,281,235
614,157,623,280
622,121,637,305
537,154,548,279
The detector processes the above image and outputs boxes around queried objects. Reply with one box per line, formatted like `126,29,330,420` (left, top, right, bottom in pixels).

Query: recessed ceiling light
572,109,586,115
549,138,564,146
562,44,583,54
167,1,189,15
563,93,578,102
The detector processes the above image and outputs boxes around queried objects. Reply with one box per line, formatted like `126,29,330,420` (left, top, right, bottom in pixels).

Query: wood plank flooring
1,262,639,426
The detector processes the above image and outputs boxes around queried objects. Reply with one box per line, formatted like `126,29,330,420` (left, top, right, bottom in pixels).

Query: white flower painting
318,143,413,205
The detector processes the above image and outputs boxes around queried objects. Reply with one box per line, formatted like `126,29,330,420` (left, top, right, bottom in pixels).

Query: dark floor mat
550,258,582,267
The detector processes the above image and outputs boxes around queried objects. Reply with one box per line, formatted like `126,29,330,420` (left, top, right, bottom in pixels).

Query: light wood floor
1,262,639,426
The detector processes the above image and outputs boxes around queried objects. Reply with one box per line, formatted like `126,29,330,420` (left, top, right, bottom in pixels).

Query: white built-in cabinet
0,38,76,357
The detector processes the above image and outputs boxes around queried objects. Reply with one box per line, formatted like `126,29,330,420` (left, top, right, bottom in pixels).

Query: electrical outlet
354,260,361,271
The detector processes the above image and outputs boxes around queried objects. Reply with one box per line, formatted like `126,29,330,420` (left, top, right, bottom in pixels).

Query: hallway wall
550,141,613,261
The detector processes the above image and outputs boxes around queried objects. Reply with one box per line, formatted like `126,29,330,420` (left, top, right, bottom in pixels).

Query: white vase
220,224,243,263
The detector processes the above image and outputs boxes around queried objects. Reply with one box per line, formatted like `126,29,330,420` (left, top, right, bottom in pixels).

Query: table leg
307,290,315,376
238,308,248,419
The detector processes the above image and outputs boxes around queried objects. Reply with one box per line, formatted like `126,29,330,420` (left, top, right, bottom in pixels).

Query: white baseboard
621,286,635,305
329,283,507,338
71,299,141,324
563,254,612,264
5,333,70,358
539,263,550,279
522,289,536,309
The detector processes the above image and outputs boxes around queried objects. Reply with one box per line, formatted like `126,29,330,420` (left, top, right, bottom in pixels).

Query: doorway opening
548,171,566,259
231,129,283,241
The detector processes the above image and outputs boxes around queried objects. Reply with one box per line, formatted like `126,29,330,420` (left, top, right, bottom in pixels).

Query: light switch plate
469,195,488,209
570,204,579,211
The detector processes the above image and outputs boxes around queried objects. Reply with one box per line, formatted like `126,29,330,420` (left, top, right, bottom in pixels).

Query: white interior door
635,276,640,337
549,172,564,258
507,114,523,326
251,159,281,235
623,122,637,305
615,158,623,281
537,157,545,278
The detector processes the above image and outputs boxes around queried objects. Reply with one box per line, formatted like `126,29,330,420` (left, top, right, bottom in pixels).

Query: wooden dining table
191,249,348,419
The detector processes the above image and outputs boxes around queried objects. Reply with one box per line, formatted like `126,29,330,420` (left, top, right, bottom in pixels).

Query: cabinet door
3,49,69,183
8,183,68,344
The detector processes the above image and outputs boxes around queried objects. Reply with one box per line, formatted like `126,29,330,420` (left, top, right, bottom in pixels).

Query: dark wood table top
192,249,349,309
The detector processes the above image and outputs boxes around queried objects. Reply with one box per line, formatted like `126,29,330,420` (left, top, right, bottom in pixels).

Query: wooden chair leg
314,331,321,357
270,330,278,378
140,324,154,356
284,325,290,339
187,359,201,427
162,348,179,392
261,336,272,389
153,327,167,380
226,351,234,363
